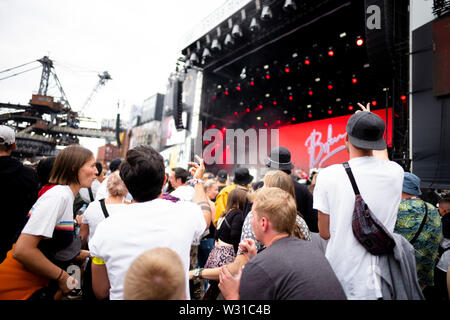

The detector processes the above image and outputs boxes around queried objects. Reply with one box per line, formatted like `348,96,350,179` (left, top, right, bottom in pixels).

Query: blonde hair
107,171,128,198
262,170,307,239
123,248,186,300
203,179,217,192
250,187,297,235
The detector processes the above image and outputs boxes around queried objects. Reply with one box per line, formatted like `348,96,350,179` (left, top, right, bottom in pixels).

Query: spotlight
261,6,273,21
308,89,314,96
250,79,255,86
308,113,312,118
328,47,335,56
249,17,260,33
328,109,333,115
284,64,290,73
224,34,234,47
348,105,354,111
356,36,364,47
401,95,407,101
328,82,334,90
231,24,243,38
304,57,311,65
236,84,241,91
202,48,212,61
283,0,297,12
371,100,377,106
211,38,222,52
352,75,358,84
265,72,271,80
240,67,247,80
190,52,199,64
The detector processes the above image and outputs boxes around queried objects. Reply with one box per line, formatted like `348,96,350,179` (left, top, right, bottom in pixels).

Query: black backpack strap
99,199,109,218
343,162,361,195
88,187,94,202
409,200,428,244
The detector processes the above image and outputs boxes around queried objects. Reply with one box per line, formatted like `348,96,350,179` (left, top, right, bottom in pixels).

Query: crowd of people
0,104,449,301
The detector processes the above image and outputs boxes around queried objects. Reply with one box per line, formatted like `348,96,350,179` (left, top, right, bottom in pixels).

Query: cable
0,60,37,74
0,65,41,81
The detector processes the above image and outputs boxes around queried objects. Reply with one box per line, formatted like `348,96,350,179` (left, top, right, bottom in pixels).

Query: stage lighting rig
211,38,222,52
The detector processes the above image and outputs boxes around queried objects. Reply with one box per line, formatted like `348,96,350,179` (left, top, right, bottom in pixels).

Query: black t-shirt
0,156,39,263
291,176,318,232
215,209,244,252
442,214,450,239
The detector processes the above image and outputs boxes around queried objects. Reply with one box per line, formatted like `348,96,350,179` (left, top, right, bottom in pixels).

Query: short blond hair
107,171,128,198
250,187,297,235
123,248,186,300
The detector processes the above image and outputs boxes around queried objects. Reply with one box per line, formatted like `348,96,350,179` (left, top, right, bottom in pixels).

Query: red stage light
246,108,250,112
308,90,314,96
401,95,407,101
289,96,293,101
304,59,310,65
211,124,216,128
222,127,227,131
225,90,229,95
348,105,354,111
277,120,281,124
234,112,238,116
356,37,364,47
258,104,263,110
328,50,334,57
213,95,217,100
308,113,312,118
328,84,334,90
265,74,271,80
273,101,277,106
328,110,333,115
285,67,290,73
236,86,241,91
292,117,296,121
371,100,377,106
250,81,255,86
205,141,209,145
352,78,358,84
264,123,268,127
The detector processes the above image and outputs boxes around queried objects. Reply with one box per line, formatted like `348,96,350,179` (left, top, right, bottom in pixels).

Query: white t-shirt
313,156,404,300
171,185,195,202
79,179,101,203
89,198,206,300
22,185,75,238
95,176,109,201
81,200,129,244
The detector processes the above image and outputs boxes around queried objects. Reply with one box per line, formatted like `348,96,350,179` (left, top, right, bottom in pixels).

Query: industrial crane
79,71,112,117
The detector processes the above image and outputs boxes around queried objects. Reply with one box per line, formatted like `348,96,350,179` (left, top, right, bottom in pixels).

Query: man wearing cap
213,168,253,227
0,125,39,263
313,106,404,299
394,172,442,291
264,146,318,232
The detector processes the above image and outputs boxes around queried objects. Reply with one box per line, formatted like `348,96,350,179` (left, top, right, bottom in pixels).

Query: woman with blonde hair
80,171,130,248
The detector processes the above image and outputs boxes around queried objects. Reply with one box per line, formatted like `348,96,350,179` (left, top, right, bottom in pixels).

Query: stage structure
168,0,416,181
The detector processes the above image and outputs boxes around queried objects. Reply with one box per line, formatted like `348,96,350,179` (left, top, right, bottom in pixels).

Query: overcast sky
0,0,225,123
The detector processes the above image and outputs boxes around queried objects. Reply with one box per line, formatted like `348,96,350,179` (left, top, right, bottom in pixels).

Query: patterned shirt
238,211,311,255
394,199,442,287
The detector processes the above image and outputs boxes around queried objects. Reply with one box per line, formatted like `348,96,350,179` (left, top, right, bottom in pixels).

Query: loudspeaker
364,0,395,77
172,80,184,130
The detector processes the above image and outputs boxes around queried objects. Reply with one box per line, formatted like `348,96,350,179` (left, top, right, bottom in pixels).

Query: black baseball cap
217,169,228,183
346,111,386,150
